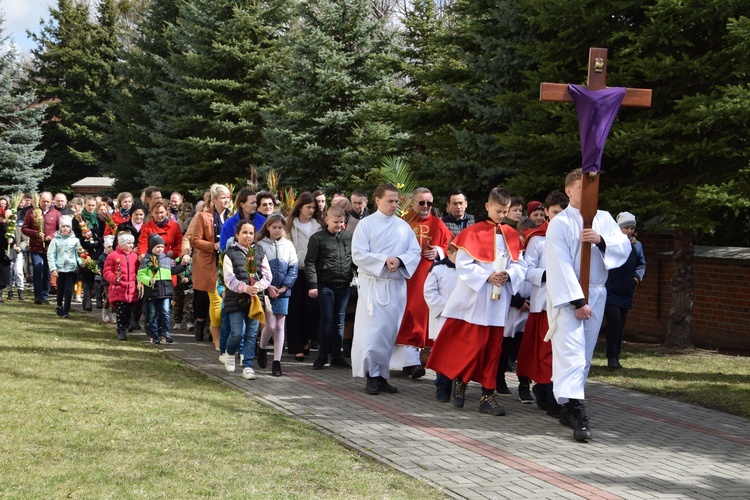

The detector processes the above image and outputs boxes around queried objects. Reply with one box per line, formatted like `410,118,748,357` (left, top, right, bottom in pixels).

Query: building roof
70,177,117,188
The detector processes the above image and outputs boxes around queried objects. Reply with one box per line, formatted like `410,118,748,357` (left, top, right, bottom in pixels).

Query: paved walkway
114,322,749,499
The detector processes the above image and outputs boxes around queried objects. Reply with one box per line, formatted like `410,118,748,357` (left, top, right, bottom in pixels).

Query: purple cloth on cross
569,84,626,173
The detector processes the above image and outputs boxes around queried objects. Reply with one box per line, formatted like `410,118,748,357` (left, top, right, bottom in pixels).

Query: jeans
317,285,350,358
226,311,259,369
219,309,236,354
56,271,76,315
30,251,50,300
146,298,171,339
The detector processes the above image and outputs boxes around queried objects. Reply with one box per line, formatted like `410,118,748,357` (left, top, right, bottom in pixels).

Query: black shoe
17,290,25,301
303,345,311,356
366,376,380,395
532,384,549,411
571,401,593,441
495,374,513,396
56,306,63,317
161,335,173,344
7,291,13,301
518,384,534,404
342,338,352,358
330,356,351,369
608,358,623,369
404,365,426,379
117,331,128,341
42,299,50,305
312,354,328,370
151,336,161,344
377,377,398,394
272,360,282,377
559,404,574,429
436,385,450,402
479,392,506,416
194,321,205,341
96,298,104,309
451,378,467,408
257,347,268,369
62,314,71,319
34,298,42,305
546,403,562,419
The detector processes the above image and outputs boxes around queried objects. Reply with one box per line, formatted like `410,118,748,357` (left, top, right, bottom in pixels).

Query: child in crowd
516,191,568,417
104,232,140,341
137,234,184,344
98,235,115,323
504,196,524,229
426,187,527,416
423,243,458,402
221,220,271,380
256,214,298,377
47,216,82,319
604,211,646,369
497,216,536,402
305,204,354,371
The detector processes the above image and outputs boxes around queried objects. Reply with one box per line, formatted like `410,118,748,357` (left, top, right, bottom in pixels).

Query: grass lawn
0,300,443,498
590,341,750,419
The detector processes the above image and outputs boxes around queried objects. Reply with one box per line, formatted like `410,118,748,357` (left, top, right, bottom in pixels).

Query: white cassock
441,235,527,327
545,206,630,404
351,211,421,379
524,235,547,313
504,280,531,338
423,264,458,340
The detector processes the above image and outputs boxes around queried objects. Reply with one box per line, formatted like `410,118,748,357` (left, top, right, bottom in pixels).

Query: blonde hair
210,183,230,200
565,168,583,187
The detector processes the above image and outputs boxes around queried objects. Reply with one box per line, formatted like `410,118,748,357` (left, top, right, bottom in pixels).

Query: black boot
194,321,205,341
560,399,592,441
7,290,13,301
342,338,352,358
117,327,128,341
272,360,282,377
82,283,93,312
17,289,25,301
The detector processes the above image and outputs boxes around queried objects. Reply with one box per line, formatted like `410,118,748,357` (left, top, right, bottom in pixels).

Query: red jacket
137,220,183,259
22,207,61,254
104,248,139,303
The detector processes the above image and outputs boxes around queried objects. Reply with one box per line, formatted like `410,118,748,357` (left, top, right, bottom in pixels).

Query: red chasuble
395,212,453,349
451,220,522,263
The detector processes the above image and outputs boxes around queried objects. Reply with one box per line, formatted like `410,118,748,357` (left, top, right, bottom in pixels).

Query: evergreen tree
0,24,48,193
262,0,408,191
25,0,121,192
140,0,294,191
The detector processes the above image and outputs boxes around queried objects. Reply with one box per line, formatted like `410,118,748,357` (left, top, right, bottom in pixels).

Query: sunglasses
418,201,434,207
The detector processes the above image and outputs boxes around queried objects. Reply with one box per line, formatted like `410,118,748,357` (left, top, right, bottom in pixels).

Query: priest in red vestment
390,188,453,378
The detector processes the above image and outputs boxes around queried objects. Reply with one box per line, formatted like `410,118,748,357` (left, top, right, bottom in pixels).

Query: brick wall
623,233,750,351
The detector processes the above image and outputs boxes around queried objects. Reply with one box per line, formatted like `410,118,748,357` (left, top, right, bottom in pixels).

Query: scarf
155,218,169,228
213,209,229,243
119,207,130,218
81,209,99,230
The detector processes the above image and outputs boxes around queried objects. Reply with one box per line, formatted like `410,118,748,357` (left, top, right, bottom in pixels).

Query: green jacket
137,253,184,300
304,228,353,289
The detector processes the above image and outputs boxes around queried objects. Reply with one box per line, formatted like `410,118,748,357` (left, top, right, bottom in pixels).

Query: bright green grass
590,342,750,419
0,301,443,498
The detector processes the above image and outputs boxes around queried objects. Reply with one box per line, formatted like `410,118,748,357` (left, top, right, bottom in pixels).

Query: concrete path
117,324,750,500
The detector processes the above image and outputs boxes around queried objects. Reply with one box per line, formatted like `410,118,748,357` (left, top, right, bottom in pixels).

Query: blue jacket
256,236,298,298
48,231,82,273
219,212,266,251
606,238,646,309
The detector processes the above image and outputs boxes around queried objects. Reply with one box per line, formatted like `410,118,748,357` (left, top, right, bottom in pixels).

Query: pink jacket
104,248,139,303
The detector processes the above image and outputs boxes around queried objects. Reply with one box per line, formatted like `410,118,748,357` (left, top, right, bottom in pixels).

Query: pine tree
140,0,294,191
262,0,408,191
25,0,120,191
0,22,48,193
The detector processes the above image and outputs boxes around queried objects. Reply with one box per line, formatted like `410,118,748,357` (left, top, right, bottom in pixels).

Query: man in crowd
53,193,74,215
22,192,60,305
442,189,475,236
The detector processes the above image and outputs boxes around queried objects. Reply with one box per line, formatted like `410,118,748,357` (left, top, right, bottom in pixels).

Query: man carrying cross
541,48,650,442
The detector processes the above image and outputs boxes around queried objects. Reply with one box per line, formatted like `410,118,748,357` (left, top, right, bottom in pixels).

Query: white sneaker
111,313,117,324
102,310,111,323
219,353,229,364
74,295,82,303
242,367,256,380
224,354,236,373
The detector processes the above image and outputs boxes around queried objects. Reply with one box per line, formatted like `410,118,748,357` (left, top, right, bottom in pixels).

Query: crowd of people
0,170,645,442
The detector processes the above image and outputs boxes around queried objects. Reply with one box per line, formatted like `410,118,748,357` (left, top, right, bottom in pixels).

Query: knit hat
526,200,544,215
148,233,165,252
118,233,134,246
617,211,636,228
60,215,73,228
130,201,147,215
103,235,115,248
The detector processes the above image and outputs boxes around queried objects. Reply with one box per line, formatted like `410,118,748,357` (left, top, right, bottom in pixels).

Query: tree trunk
664,228,694,349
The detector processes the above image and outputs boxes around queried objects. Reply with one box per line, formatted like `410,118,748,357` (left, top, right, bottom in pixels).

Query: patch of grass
590,342,750,418
0,301,443,498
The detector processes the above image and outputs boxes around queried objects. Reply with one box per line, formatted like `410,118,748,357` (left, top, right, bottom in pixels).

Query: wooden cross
540,47,652,300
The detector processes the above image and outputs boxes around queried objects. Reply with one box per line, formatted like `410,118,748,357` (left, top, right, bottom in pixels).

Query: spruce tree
140,0,294,191
0,22,48,193
25,0,121,191
262,0,408,191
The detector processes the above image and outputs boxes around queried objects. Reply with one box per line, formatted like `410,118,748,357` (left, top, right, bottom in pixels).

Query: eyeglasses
418,201,434,207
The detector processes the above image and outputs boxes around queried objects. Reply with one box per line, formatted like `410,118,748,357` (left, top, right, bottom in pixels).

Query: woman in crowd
191,184,231,347
137,200,183,260
219,188,265,250
72,196,105,312
284,192,323,361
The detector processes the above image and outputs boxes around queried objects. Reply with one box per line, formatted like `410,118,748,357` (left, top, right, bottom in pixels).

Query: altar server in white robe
545,168,630,441
351,184,421,395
